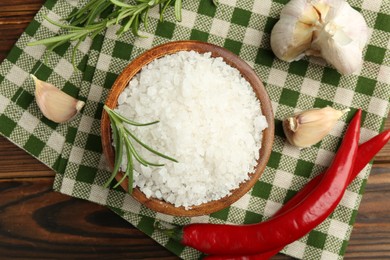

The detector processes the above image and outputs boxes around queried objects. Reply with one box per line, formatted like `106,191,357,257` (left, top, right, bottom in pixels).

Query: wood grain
0,178,177,259
0,136,54,179
0,1,389,259
0,0,45,61
346,164,390,259
375,114,390,162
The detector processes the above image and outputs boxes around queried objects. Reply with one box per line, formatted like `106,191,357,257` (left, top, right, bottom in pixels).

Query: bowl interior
101,40,274,217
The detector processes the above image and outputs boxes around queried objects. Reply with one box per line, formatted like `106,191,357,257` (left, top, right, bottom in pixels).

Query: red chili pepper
274,129,390,217
160,110,361,255
203,128,390,260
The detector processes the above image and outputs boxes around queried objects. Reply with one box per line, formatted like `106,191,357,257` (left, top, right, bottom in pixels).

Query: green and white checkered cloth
1,0,389,259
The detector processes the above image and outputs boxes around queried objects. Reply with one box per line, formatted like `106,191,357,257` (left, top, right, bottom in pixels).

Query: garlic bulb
271,0,368,74
31,74,85,123
283,107,349,148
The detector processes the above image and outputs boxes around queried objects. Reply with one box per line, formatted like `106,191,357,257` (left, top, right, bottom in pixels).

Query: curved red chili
204,128,390,260
160,110,361,255
273,128,390,217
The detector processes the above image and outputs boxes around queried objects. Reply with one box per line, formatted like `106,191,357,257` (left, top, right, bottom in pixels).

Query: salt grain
115,51,267,209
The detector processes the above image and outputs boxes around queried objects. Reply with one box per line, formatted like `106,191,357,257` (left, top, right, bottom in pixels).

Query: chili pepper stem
154,221,183,242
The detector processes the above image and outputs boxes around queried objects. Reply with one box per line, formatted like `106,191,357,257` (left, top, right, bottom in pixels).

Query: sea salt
115,51,268,209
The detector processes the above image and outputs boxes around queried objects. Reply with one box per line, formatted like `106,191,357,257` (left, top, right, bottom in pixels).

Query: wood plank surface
376,115,390,162
0,136,54,179
0,177,176,259
0,1,389,259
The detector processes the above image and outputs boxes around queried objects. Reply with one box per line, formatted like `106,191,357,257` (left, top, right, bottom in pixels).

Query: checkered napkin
1,0,389,259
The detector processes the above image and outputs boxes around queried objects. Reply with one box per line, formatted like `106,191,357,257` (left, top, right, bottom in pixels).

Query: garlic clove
291,22,315,60
313,31,363,74
271,18,313,61
283,107,349,148
31,74,85,123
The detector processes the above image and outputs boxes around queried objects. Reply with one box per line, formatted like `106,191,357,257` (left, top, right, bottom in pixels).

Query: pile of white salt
115,51,267,209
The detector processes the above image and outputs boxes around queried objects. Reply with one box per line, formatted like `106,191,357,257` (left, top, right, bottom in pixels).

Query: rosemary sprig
27,0,182,68
26,0,221,69
103,105,177,193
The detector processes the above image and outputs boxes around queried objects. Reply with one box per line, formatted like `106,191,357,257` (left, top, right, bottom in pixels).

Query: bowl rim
101,40,274,217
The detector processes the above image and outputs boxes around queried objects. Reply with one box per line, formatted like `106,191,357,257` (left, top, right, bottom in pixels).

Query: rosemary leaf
142,7,150,30
131,15,141,36
117,140,135,193
127,155,134,193
124,127,178,163
113,166,128,188
44,14,82,30
67,0,101,21
125,135,164,167
174,0,182,21
125,136,148,167
159,0,172,22
85,2,108,25
71,40,83,70
104,114,125,188
109,108,159,126
28,32,80,46
111,0,134,8
113,138,132,189
121,15,136,35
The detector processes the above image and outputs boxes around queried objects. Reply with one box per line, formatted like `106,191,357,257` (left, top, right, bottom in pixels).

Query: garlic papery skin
271,0,368,75
283,107,349,148
31,74,85,123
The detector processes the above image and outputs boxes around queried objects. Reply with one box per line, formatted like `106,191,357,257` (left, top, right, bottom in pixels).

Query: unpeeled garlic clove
31,74,85,123
283,107,349,148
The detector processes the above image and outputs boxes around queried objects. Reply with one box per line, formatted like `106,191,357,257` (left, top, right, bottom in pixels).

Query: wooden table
0,1,389,259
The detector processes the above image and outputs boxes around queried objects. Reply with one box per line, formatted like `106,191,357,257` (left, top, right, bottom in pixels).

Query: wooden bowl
101,40,274,217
